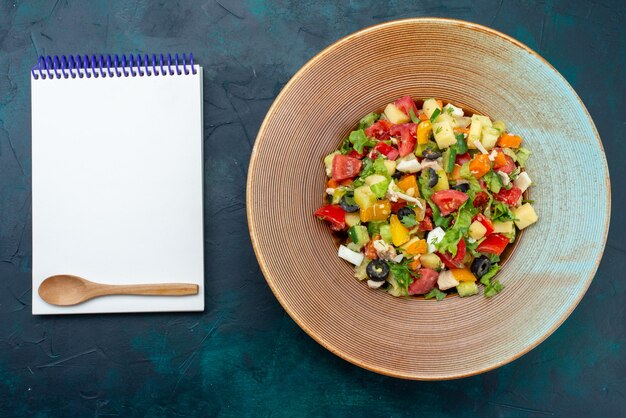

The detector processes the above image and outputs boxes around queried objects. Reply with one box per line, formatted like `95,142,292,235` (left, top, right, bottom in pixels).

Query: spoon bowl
38,275,199,306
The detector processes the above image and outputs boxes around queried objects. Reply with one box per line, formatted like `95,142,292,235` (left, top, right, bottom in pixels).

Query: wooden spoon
38,275,199,306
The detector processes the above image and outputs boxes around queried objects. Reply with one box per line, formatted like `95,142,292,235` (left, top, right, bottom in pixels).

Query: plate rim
246,17,611,380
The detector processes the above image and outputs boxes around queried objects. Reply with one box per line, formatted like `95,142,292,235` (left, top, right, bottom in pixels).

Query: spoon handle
96,283,199,297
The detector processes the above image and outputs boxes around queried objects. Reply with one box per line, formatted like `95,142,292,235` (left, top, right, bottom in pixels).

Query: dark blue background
1,1,624,416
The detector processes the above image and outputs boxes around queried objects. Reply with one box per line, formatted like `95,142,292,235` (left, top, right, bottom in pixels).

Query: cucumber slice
347,225,370,249
457,281,478,297
379,224,392,244
345,212,361,228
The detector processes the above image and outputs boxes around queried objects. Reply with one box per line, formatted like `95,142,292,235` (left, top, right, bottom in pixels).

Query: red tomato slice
369,142,399,161
347,149,366,159
493,153,516,174
314,204,346,231
493,186,522,206
408,268,439,295
389,124,418,157
437,239,466,269
390,200,407,213
365,120,393,140
477,233,509,256
473,191,489,208
455,152,472,165
332,154,362,181
425,206,433,218
394,95,419,118
473,213,494,235
418,217,434,231
431,190,469,216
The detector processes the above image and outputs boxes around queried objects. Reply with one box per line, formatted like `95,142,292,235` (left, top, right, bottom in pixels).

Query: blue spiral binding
31,53,197,80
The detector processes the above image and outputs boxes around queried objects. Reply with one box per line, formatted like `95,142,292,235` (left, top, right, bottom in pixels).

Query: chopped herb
516,147,532,167
522,199,535,204
372,156,390,176
480,264,501,284
483,170,503,194
484,280,504,297
455,133,468,154
425,288,447,301
409,108,419,123
435,126,442,134
358,113,380,129
339,138,352,155
400,213,418,228
484,253,501,264
430,108,441,122
357,158,374,179
349,129,376,154
435,207,473,255
491,201,517,222
389,261,414,297
480,264,504,298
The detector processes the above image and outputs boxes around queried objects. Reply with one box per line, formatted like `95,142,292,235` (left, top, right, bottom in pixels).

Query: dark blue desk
0,1,623,416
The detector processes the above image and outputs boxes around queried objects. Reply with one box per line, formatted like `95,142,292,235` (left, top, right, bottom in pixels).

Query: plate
246,18,610,379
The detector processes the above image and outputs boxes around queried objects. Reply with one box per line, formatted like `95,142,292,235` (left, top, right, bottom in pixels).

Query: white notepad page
31,63,204,314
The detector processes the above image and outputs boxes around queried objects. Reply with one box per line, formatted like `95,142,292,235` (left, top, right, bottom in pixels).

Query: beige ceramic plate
247,18,610,380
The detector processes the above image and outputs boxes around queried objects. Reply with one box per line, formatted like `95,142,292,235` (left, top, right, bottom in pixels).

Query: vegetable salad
314,96,538,299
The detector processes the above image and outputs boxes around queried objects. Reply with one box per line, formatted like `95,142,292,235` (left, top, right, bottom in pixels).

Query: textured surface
0,0,624,416
247,18,609,380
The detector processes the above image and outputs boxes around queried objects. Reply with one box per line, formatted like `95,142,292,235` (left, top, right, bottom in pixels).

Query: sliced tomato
455,152,472,165
473,213,494,235
418,216,433,231
431,190,469,216
314,204,346,231
390,200,407,213
425,206,433,218
365,120,393,140
408,268,439,295
364,240,378,259
477,234,509,256
473,191,489,208
389,123,417,157
332,154,363,181
437,239,466,269
493,186,522,206
493,152,516,174
347,149,366,159
369,141,399,161
394,95,419,118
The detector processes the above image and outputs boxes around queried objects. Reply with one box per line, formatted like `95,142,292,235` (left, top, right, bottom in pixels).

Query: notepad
31,54,204,314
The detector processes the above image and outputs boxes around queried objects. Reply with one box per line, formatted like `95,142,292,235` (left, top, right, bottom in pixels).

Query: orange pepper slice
360,200,391,222
396,174,419,197
405,239,428,255
408,258,421,271
450,164,462,181
497,134,523,148
450,268,477,282
469,154,491,178
493,151,507,168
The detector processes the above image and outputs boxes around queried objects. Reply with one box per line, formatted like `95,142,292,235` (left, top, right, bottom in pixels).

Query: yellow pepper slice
417,120,432,145
360,200,391,222
390,214,410,246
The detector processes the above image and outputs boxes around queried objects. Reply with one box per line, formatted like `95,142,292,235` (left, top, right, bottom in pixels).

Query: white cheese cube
514,171,532,193
426,227,445,253
443,103,464,117
396,155,421,173
338,245,364,266
437,270,459,291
